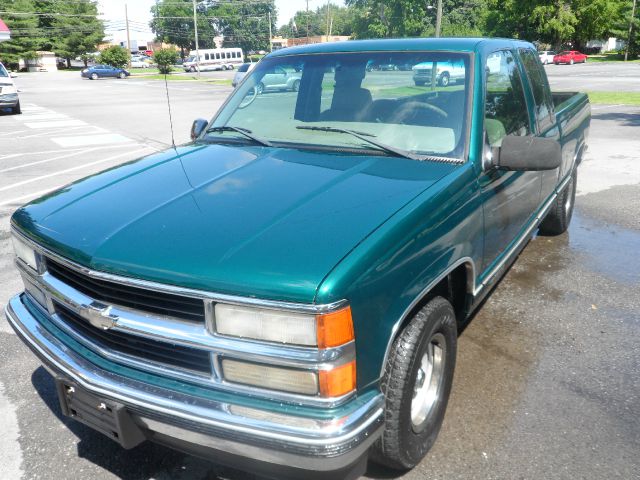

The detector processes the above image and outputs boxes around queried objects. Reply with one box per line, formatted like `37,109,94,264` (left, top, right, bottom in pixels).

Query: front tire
291,79,300,92
90,73,98,80
539,168,577,236
438,72,450,87
371,297,457,470
570,59,574,65
11,101,21,115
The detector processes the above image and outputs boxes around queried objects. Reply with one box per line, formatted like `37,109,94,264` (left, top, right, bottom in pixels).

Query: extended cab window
485,50,530,147
519,49,555,131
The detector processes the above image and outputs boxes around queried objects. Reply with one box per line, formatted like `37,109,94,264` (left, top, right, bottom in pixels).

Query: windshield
209,51,471,159
0,64,8,77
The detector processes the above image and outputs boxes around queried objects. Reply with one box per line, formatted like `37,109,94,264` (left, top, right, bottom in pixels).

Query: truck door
519,48,560,204
479,49,541,274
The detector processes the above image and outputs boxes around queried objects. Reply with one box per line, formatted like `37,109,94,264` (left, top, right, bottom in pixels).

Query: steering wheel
390,101,448,125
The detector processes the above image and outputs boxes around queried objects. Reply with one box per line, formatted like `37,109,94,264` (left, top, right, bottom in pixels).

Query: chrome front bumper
6,294,383,473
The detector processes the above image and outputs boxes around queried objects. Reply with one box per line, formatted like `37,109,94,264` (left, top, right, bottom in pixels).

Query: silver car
255,65,302,93
232,62,257,88
0,62,20,114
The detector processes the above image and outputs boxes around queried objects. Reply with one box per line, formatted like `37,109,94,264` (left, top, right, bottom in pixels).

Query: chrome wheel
411,332,446,431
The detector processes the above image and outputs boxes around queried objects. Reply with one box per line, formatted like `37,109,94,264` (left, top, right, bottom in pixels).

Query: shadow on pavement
591,111,640,127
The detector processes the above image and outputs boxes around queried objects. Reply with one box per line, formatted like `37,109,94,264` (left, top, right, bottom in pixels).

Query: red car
554,50,587,65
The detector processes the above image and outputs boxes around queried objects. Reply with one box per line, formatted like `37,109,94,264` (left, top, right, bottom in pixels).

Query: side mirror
10,73,17,78
490,136,561,171
190,118,208,140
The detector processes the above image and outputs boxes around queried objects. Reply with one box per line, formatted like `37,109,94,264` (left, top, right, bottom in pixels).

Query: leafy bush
153,48,178,74
98,46,128,68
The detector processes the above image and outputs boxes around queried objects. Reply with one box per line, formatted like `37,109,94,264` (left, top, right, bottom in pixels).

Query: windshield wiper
296,125,425,161
205,126,273,147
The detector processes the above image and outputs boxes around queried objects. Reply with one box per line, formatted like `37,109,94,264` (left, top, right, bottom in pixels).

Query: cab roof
268,37,535,57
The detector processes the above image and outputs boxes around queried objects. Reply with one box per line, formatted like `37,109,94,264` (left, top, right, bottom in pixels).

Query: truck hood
13,144,456,302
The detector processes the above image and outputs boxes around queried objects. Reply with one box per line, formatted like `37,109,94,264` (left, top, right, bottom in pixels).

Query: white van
183,48,244,72
0,62,20,114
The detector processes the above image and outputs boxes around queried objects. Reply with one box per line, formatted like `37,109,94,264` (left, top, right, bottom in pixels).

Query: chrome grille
46,258,206,323
54,302,212,375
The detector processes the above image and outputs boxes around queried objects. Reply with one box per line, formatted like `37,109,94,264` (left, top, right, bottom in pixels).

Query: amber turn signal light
319,360,356,397
316,306,354,349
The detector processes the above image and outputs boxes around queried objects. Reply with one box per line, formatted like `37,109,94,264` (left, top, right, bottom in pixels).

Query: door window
519,49,555,131
485,50,530,147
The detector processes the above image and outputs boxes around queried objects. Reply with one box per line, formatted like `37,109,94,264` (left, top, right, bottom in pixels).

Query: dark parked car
81,65,130,80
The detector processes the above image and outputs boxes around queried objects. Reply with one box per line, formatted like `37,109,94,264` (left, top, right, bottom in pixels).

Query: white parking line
16,113,70,121
24,119,87,129
0,147,101,174
17,125,107,140
52,133,131,148
0,148,86,160
0,146,152,196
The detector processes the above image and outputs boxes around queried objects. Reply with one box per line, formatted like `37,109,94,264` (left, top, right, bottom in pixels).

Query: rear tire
118,72,126,79
570,59,574,65
256,82,264,94
539,168,577,236
370,297,457,470
414,81,425,86
291,79,300,92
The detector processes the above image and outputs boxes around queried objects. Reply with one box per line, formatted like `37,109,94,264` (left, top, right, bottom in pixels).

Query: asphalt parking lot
1,63,639,480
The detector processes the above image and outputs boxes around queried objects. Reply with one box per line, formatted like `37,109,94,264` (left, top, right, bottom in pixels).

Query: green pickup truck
7,38,589,479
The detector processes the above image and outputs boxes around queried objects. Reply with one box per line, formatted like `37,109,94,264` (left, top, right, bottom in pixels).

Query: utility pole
268,11,273,52
125,4,131,68
192,0,200,76
626,0,637,61
306,0,310,44
325,1,331,42
435,0,443,38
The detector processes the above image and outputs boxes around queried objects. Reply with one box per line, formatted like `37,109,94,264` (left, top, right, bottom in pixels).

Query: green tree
51,0,104,68
611,0,640,58
0,0,44,68
150,0,216,58
153,48,178,74
347,0,487,39
211,1,276,53
99,45,128,68
283,3,356,38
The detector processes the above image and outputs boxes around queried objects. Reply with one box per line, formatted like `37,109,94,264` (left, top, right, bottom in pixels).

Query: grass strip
587,91,640,105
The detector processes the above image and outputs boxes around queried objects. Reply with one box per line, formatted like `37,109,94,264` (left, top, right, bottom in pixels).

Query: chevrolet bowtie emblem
78,302,119,330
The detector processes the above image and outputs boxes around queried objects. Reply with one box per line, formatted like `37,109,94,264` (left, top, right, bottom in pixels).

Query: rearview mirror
190,118,208,140
490,136,561,171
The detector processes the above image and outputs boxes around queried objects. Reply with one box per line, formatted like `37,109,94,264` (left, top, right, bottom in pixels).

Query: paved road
0,71,639,480
544,60,640,92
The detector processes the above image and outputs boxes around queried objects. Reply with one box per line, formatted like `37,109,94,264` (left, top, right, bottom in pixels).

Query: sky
98,0,345,43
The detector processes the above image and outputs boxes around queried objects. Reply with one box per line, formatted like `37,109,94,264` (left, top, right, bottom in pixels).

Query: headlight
214,304,354,348
1,85,16,94
12,233,38,271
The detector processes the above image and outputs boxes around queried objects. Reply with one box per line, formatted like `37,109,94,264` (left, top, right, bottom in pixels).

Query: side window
215,52,220,60
519,49,555,131
485,50,530,147
205,53,210,60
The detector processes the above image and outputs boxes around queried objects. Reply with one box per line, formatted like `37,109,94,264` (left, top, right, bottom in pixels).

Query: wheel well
399,263,473,333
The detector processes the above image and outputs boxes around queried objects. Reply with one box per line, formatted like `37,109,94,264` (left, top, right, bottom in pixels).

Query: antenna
163,73,177,152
